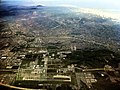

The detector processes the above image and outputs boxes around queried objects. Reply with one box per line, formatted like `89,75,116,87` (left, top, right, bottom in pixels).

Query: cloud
58,4,78,7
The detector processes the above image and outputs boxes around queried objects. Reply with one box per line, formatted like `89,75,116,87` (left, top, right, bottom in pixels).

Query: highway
75,67,120,72
1,67,120,73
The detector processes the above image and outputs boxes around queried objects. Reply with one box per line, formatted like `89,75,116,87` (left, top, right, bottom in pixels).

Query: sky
2,0,120,9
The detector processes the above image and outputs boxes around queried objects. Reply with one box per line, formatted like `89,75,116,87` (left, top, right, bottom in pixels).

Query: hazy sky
2,0,120,9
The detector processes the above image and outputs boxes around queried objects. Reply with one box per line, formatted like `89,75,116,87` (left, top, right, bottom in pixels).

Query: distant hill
36,5,43,7
0,4,44,17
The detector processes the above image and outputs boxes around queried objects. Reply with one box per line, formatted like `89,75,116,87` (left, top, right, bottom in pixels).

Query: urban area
0,4,120,90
